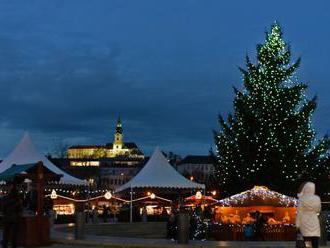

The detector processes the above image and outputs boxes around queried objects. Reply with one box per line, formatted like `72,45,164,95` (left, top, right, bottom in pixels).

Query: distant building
67,117,144,166
176,155,215,184
52,118,146,189
98,157,146,190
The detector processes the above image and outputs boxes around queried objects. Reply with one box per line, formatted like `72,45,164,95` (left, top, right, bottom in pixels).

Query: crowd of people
83,204,118,224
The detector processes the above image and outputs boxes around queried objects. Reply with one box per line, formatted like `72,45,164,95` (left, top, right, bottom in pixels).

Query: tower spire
113,116,123,150
115,115,122,134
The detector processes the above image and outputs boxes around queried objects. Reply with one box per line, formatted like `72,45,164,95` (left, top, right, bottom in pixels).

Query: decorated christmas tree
214,23,330,196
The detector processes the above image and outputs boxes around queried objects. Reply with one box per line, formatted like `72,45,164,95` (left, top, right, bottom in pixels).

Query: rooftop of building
177,155,214,165
69,142,140,150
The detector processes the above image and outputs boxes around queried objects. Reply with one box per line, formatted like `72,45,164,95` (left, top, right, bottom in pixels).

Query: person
203,205,213,222
244,223,254,241
44,197,55,226
282,211,290,224
102,205,108,223
254,211,266,241
242,213,255,225
189,209,198,239
296,182,321,248
161,207,168,221
92,206,99,223
167,211,177,241
2,186,23,248
141,206,147,222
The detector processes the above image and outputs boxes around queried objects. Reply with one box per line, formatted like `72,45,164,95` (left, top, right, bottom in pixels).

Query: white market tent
0,132,86,185
116,147,205,192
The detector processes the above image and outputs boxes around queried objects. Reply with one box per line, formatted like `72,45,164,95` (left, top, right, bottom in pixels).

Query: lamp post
130,185,133,223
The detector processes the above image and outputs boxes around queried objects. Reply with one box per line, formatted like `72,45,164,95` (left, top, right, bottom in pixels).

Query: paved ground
52,223,330,248
0,223,328,248
61,222,167,239
51,224,302,248
42,245,98,248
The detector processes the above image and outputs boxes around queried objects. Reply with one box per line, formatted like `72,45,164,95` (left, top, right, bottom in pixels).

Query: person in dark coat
102,205,108,223
2,186,23,248
167,210,177,241
254,211,266,241
161,207,168,221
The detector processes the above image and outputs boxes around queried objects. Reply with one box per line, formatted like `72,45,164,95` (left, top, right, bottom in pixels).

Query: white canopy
0,132,86,185
116,147,205,192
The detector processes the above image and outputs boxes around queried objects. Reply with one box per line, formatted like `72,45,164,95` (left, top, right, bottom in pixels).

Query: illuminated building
67,118,144,166
51,118,146,190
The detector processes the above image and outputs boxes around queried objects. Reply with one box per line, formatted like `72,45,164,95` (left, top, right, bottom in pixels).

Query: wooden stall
212,186,297,241
0,161,62,246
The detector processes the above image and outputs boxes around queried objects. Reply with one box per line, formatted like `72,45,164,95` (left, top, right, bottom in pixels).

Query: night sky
0,0,329,157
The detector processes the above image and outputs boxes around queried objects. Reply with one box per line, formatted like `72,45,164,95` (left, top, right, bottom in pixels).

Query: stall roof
217,186,297,207
0,163,35,181
116,147,205,192
0,132,86,185
0,162,60,181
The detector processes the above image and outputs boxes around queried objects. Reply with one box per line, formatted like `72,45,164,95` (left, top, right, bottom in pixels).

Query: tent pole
130,185,133,223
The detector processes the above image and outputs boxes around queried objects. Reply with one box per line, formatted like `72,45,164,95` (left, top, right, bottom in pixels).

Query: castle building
67,118,144,167
52,118,146,190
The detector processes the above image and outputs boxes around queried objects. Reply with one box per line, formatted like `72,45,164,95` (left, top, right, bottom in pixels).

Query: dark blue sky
0,0,329,157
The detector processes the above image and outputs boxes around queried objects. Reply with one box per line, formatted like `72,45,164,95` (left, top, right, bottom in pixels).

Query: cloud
0,0,329,158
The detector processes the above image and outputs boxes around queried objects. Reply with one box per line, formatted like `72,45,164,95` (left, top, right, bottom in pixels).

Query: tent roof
116,147,205,192
0,132,86,185
217,186,297,207
0,162,61,181
0,163,36,181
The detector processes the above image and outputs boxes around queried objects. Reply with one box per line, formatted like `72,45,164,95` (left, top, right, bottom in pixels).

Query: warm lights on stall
50,189,58,199
104,191,112,200
195,191,202,200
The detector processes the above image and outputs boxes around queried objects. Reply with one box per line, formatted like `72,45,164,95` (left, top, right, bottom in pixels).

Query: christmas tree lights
214,23,330,196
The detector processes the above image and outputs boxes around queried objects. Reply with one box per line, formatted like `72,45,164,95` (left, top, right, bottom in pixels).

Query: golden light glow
50,189,58,199
104,191,112,200
70,161,100,167
195,191,202,200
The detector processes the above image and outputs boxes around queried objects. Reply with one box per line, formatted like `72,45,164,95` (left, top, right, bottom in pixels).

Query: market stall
116,147,205,222
46,189,129,223
212,186,297,241
0,161,62,246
